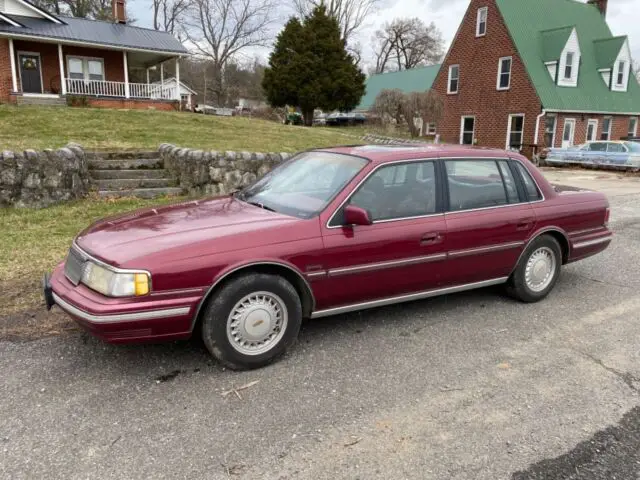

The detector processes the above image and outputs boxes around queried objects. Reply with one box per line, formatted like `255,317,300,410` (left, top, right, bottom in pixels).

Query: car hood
76,196,302,267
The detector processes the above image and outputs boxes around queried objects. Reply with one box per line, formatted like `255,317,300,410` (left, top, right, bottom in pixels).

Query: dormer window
476,7,487,37
617,61,626,86
564,52,574,80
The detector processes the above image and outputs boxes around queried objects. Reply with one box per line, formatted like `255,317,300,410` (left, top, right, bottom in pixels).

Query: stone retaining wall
159,143,290,196
0,144,90,208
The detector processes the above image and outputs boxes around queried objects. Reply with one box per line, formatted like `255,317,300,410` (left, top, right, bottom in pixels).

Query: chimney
112,0,126,23
587,0,607,17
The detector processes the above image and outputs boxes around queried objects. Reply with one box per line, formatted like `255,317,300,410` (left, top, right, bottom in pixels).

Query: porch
7,38,182,106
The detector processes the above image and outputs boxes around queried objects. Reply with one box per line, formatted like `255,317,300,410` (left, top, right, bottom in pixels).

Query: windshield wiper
247,201,277,213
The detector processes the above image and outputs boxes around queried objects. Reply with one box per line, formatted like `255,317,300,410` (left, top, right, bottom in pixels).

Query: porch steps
16,96,66,106
87,151,183,199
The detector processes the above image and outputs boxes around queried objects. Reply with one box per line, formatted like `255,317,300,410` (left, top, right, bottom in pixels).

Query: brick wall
0,39,14,102
432,0,543,155
540,114,638,147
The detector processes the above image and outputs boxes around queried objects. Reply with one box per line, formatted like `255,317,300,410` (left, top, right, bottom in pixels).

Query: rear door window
445,160,509,211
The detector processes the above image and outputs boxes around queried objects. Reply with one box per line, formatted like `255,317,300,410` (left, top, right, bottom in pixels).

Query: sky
130,0,640,69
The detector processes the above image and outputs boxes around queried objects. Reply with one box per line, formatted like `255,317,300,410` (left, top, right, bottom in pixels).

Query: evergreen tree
263,7,366,126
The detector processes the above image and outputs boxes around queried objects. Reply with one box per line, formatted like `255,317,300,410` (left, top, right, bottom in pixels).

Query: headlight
81,262,150,297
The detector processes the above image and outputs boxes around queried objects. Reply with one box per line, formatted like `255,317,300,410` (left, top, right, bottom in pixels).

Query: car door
313,159,448,310
441,157,536,286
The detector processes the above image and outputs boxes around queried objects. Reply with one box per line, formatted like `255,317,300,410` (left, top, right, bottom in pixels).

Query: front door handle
420,232,442,245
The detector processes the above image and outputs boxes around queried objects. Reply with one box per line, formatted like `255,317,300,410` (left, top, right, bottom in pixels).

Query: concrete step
91,169,169,180
16,96,66,106
95,178,173,190
88,151,160,160
88,158,163,170
98,187,184,199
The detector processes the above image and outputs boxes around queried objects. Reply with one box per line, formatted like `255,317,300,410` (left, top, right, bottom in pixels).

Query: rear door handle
420,232,442,245
516,219,534,231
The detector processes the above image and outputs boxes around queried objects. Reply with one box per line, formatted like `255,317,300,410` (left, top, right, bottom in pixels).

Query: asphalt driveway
1,168,639,480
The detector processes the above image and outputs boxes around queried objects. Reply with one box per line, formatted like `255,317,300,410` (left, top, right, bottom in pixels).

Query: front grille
64,245,86,286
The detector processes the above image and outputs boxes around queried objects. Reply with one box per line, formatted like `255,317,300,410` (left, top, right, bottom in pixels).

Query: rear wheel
201,273,302,370
506,235,562,302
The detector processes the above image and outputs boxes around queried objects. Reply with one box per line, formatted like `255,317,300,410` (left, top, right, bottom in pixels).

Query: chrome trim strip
310,277,509,318
325,157,440,229
72,242,152,277
149,287,207,297
568,226,606,237
572,235,612,249
190,261,317,330
53,293,191,324
448,241,524,259
306,271,327,279
328,253,447,277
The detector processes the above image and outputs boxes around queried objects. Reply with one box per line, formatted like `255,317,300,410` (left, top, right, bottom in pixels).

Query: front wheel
506,235,562,302
201,273,302,370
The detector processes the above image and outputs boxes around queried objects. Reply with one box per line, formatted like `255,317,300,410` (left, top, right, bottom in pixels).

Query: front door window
19,54,42,94
562,119,575,148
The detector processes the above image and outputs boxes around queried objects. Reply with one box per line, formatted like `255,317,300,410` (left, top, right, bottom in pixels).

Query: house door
460,116,475,145
561,119,576,148
19,54,43,94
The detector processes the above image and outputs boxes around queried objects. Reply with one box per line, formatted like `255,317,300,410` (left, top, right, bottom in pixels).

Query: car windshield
237,151,368,219
625,142,640,153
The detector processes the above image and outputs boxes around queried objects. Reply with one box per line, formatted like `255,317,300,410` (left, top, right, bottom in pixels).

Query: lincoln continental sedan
44,144,612,369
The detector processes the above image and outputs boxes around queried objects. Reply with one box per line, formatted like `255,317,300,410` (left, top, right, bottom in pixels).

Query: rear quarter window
513,162,542,201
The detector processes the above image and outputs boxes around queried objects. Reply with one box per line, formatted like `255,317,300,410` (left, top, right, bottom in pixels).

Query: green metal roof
356,65,441,110
496,0,640,114
539,26,574,62
593,36,627,69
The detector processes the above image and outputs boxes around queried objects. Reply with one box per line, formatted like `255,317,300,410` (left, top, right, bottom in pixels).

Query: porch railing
65,79,177,100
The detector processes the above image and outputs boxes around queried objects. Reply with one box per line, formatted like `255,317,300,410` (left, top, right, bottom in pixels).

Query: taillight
604,207,610,227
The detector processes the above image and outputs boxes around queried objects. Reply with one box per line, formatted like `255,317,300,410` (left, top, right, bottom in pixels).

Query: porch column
146,68,150,85
8,38,18,93
58,44,66,95
174,57,180,103
123,51,130,98
160,62,164,87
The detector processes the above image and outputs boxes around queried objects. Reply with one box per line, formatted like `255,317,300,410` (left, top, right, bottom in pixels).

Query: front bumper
44,264,204,343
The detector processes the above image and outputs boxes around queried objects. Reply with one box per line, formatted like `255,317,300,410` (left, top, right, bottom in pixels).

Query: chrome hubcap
524,247,556,292
227,291,288,356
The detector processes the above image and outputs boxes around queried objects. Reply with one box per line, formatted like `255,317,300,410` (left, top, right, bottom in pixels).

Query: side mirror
344,205,372,226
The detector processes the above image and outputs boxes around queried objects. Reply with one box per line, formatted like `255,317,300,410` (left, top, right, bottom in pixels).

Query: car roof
318,144,512,163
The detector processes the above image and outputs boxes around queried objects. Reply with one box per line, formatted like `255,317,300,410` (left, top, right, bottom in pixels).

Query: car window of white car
607,143,627,153
588,142,608,152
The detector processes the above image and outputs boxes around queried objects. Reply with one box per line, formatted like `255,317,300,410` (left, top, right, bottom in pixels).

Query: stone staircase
17,95,67,106
87,151,183,199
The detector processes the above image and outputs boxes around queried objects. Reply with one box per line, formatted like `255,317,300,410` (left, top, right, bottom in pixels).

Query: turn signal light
134,273,150,296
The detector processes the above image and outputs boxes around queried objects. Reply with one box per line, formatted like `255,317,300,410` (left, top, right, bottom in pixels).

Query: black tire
506,234,562,303
201,273,302,370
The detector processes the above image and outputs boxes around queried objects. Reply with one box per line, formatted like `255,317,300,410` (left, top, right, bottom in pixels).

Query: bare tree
152,0,191,35
372,88,405,126
186,0,274,106
291,0,378,43
401,90,443,137
374,17,444,74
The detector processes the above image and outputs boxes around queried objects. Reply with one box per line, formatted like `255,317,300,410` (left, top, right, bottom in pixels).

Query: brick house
0,0,188,109
432,0,640,157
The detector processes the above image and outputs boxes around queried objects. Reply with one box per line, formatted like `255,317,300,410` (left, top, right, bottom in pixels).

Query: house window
506,114,524,150
629,118,638,138
67,56,104,81
448,65,459,94
476,7,487,37
564,52,574,80
601,117,612,140
460,116,475,144
544,114,556,147
497,56,512,90
617,61,626,86
586,119,598,142
426,122,437,135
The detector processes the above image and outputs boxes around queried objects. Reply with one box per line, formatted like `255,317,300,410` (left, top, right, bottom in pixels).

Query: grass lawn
0,105,366,151
0,195,189,316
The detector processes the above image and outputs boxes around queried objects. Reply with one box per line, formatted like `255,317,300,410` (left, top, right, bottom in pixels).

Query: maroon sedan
44,144,612,369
